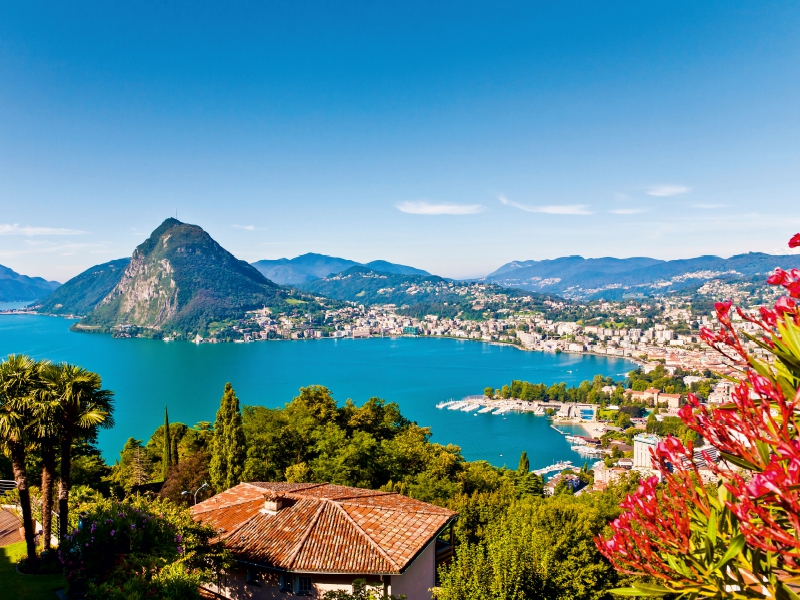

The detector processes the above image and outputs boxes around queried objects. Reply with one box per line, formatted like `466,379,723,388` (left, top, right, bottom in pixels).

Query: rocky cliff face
79,218,286,334
102,253,178,328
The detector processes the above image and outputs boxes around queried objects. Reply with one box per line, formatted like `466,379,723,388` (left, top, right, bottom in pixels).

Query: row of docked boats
435,399,514,415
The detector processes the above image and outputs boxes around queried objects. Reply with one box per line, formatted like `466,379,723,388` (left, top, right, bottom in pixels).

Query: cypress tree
172,433,179,466
210,382,247,492
162,406,172,481
518,451,530,474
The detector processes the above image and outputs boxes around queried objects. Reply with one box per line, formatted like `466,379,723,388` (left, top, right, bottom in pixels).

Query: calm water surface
0,314,635,469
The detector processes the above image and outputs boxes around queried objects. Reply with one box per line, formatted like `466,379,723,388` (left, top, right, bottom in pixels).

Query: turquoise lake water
0,314,635,469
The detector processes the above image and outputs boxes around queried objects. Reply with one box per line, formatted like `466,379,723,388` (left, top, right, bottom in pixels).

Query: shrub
59,495,231,599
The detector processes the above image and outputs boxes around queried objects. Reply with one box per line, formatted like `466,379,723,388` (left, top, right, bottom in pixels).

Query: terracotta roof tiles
192,482,457,575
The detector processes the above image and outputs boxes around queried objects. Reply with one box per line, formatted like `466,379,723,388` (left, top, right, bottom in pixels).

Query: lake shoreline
1,309,646,371
0,313,637,468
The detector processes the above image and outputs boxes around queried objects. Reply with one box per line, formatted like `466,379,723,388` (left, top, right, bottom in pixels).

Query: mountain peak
78,220,285,334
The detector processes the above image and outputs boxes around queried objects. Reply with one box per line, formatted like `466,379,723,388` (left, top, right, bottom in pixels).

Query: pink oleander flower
790,233,800,248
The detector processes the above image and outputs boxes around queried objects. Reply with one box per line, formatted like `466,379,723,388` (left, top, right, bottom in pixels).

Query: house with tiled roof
192,482,458,599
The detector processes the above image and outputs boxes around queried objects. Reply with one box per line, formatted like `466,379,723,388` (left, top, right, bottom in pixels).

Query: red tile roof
192,482,456,575
0,508,22,546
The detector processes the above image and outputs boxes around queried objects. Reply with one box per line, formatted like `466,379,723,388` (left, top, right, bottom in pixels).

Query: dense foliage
0,356,114,564
59,495,231,600
434,474,641,600
494,374,617,403
209,383,246,491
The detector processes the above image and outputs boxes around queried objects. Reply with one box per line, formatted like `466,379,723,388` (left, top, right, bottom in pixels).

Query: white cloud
0,223,86,236
692,203,726,209
498,195,592,215
396,201,484,215
232,224,256,230
646,185,691,197
609,208,647,215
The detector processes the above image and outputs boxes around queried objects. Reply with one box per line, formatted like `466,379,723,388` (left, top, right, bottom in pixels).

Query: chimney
263,491,286,515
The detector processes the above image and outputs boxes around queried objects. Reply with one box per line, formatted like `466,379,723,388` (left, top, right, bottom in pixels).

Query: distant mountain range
0,264,60,303
251,253,430,285
481,253,800,299
297,265,549,318
56,218,316,335
28,228,800,321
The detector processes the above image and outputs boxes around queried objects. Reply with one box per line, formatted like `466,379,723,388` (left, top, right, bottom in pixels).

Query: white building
633,434,661,469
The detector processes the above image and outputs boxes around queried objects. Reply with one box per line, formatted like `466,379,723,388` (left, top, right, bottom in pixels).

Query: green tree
0,354,41,561
31,362,64,552
109,438,154,493
53,364,114,545
210,382,246,492
517,451,529,475
162,406,172,481
435,496,618,600
645,410,657,433
484,387,494,398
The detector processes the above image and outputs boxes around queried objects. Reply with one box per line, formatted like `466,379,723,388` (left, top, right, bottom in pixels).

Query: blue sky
1,1,799,281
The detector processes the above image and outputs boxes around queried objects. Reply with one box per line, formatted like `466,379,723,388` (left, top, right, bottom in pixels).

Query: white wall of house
389,541,436,600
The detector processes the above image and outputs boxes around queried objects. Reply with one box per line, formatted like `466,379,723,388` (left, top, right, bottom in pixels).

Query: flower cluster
597,232,800,598
596,440,716,586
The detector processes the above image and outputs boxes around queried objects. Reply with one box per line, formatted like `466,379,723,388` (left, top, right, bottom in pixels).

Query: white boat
478,406,494,414
571,445,606,456
448,401,468,410
461,404,477,412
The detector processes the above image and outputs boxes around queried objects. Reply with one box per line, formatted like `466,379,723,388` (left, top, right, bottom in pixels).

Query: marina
533,460,574,476
436,394,615,470
436,395,600,421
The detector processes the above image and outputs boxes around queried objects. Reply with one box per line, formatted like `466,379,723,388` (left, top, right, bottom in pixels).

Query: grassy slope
0,541,65,600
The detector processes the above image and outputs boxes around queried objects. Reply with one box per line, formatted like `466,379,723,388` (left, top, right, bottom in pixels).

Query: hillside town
201,288,772,380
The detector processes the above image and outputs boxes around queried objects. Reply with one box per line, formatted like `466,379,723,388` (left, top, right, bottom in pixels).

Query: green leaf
609,584,672,597
775,582,800,600
718,451,760,472
706,508,717,560
609,588,647,597
712,534,746,572
633,583,675,596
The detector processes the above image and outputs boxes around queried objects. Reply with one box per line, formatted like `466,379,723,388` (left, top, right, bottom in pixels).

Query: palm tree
53,364,114,542
31,363,66,552
0,355,40,561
